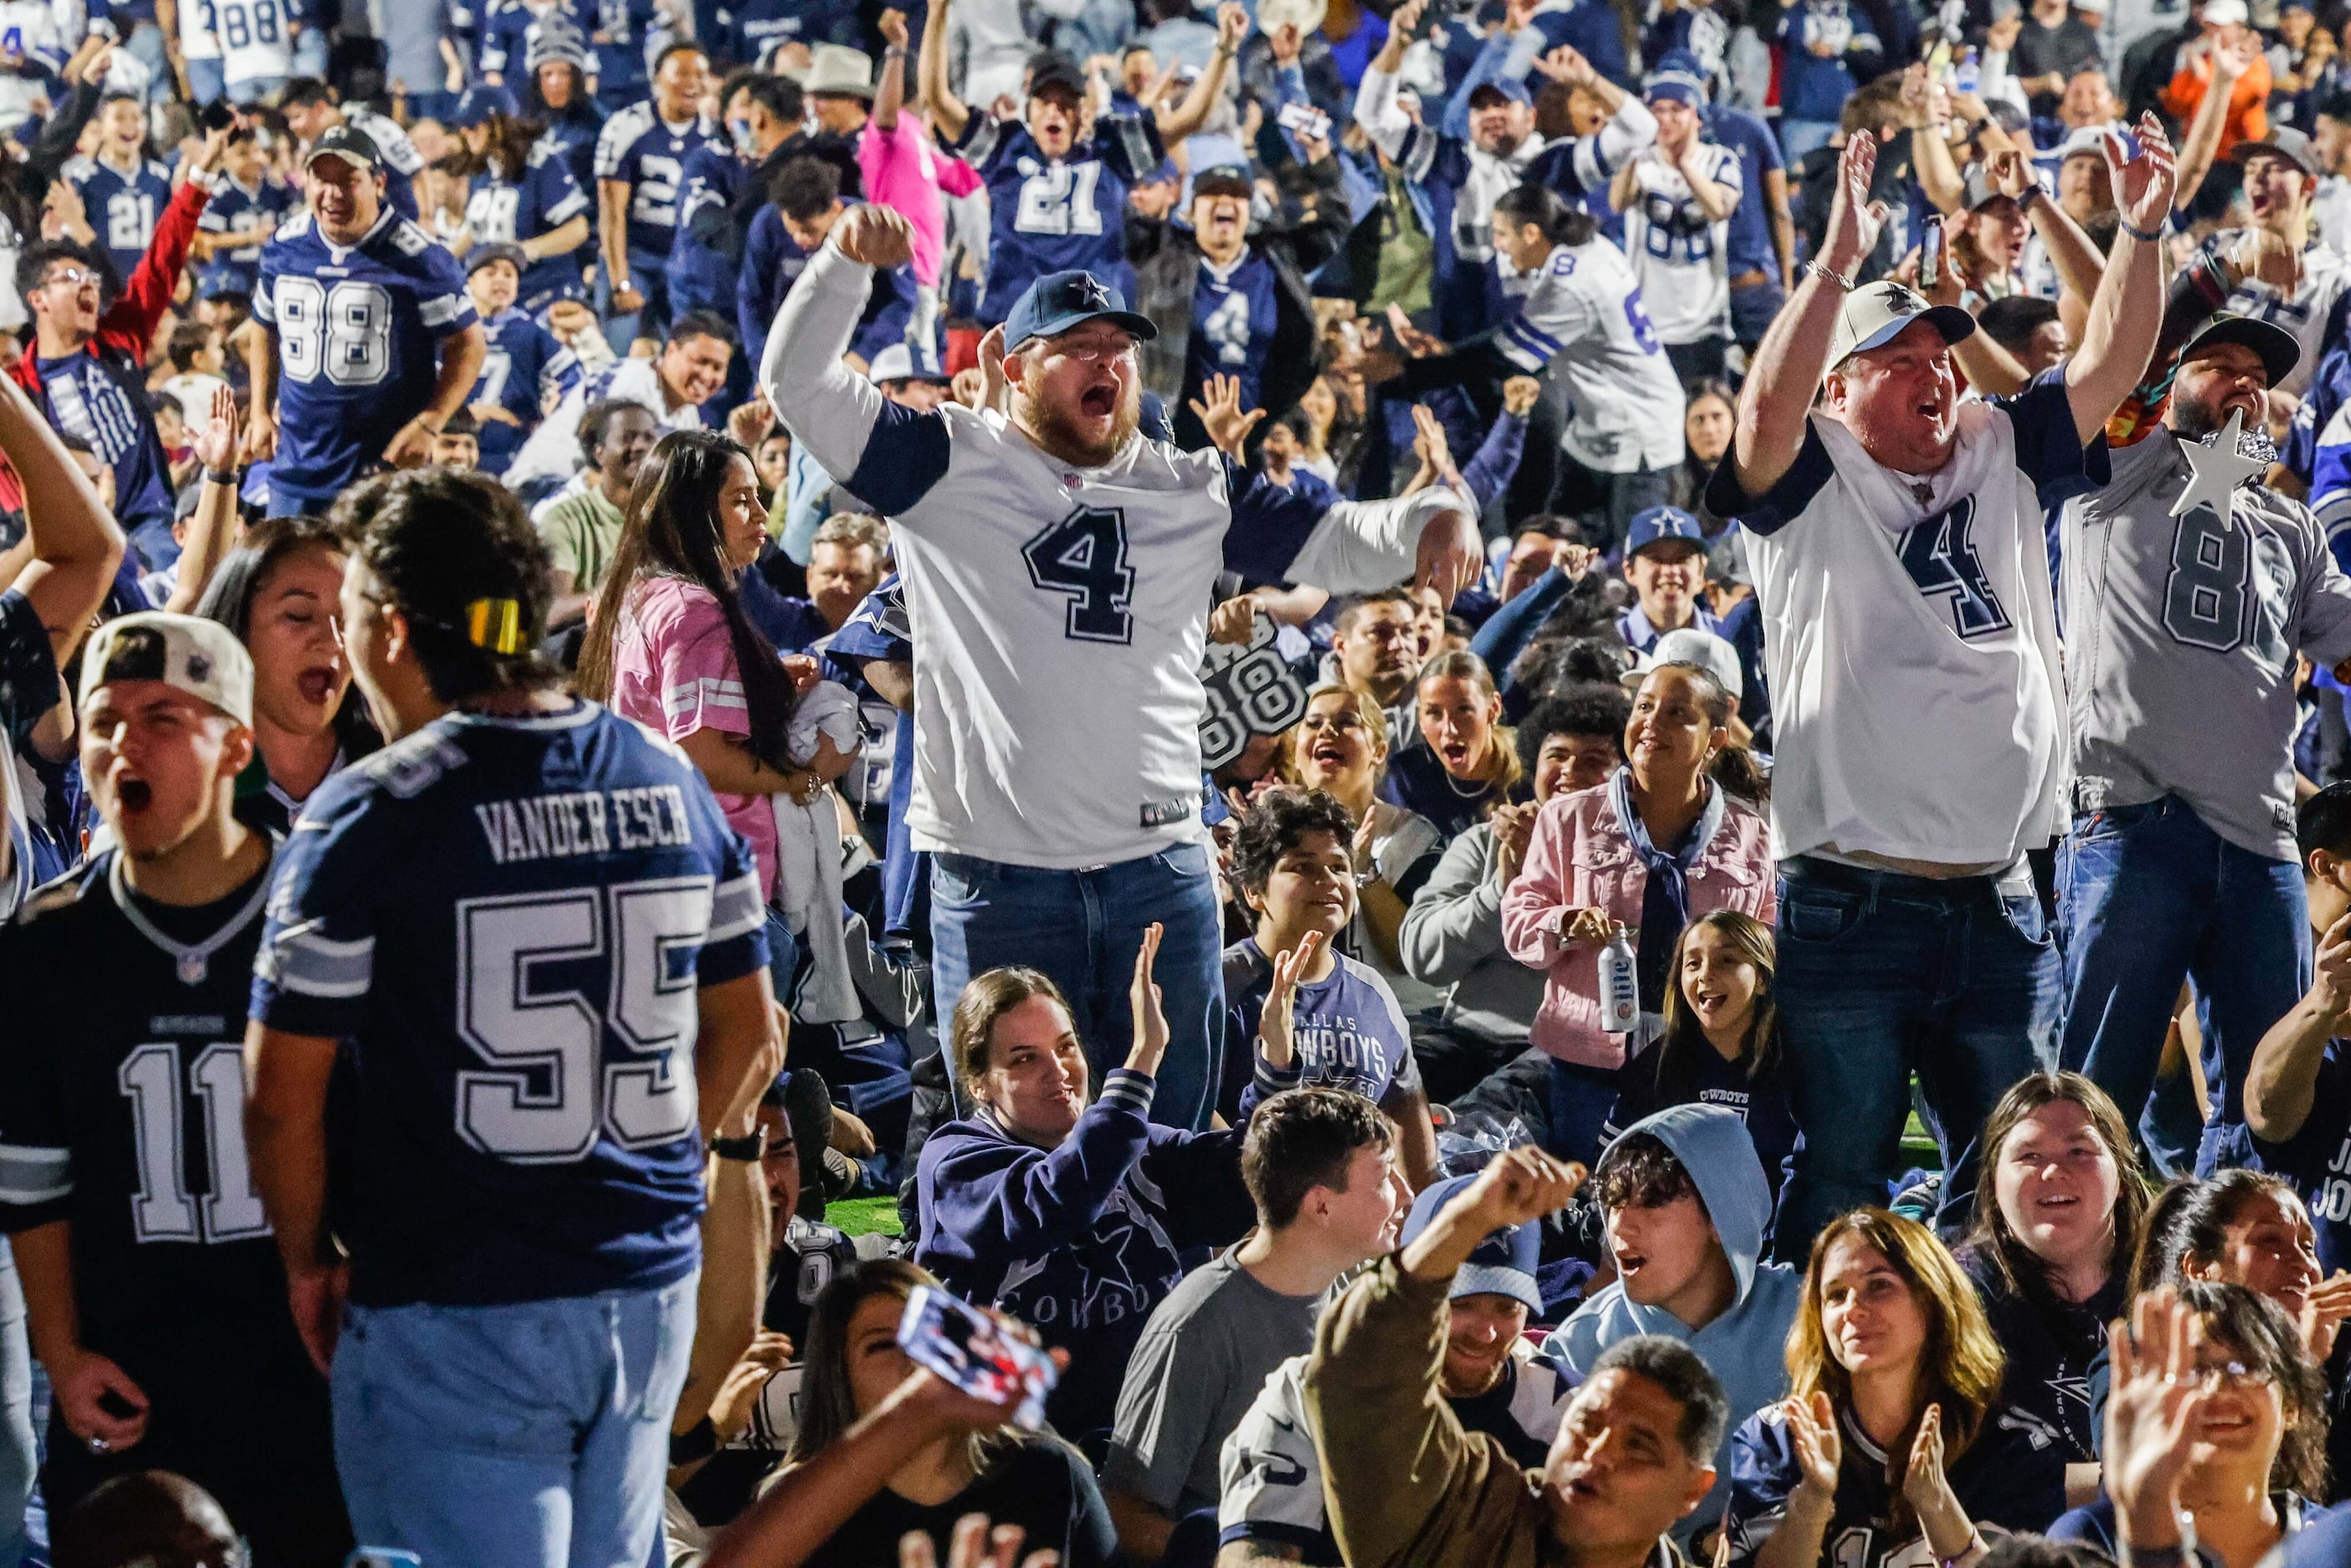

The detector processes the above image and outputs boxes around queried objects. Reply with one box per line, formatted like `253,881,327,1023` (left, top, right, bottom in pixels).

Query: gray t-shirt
1100,1247,1330,1520
2060,427,2351,858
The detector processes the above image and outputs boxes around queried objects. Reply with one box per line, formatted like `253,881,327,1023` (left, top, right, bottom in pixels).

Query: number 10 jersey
250,701,770,1309
253,208,478,512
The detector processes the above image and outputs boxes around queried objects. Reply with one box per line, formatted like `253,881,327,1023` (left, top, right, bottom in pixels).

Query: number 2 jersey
0,849,321,1423
955,113,1162,326
2058,426,2351,860
253,207,478,512
250,701,771,1308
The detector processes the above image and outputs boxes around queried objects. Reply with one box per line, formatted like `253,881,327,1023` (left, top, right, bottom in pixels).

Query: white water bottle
1598,923,1640,1034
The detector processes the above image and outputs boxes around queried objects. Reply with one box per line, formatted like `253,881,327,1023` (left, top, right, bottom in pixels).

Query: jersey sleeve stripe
709,873,766,943
260,925,377,998
546,188,590,225
0,1145,70,1205
664,676,746,716
420,295,467,327
1498,321,1556,372
1098,1067,1156,1113
1253,1057,1303,1100
1400,124,1440,185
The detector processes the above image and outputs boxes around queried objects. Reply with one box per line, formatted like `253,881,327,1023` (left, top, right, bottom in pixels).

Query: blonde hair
1280,683,1391,783
1414,650,1523,797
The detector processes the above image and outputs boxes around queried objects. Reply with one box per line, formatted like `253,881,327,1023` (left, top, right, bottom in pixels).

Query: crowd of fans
6,0,2351,1562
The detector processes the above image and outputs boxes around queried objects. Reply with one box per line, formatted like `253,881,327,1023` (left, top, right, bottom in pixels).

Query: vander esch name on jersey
473,785,696,866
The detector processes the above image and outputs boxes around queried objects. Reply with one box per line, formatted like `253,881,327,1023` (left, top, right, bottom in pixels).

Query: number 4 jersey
250,701,771,1308
253,207,478,513
2059,426,2351,859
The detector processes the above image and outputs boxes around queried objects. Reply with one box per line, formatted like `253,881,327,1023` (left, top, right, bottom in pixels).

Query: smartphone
1277,99,1332,144
897,1285,1058,1432
1920,216,1944,290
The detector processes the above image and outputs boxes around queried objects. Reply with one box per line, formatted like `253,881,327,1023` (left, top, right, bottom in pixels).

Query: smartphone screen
897,1285,1058,1431
1921,217,1944,289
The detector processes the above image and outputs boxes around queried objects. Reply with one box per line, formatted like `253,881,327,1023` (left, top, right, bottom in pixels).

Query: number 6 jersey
253,208,478,513
250,701,770,1308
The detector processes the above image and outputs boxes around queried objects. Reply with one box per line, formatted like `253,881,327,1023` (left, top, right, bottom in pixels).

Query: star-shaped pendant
2171,408,2269,526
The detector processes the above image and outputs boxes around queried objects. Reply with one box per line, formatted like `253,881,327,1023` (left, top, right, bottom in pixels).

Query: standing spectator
63,93,174,288
1704,129,2171,1252
1775,0,1888,164
245,469,777,1568
863,8,983,357
748,510,889,651
461,242,582,479
595,42,720,350
240,128,489,515
280,78,429,220
520,26,606,200
1540,1105,1803,1546
503,309,736,492
918,0,1244,325
2164,0,2273,161
1502,659,1774,1166
1103,1088,1408,1562
2015,0,2106,120
208,0,296,106
1327,589,1423,713
18,127,221,574
538,398,659,628
1708,89,1797,354
188,124,294,306
1613,51,1741,383
453,86,594,314
736,157,923,375
668,71,804,329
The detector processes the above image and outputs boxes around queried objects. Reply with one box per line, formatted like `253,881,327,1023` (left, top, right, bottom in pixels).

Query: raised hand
879,7,909,47
2303,1269,2351,1360
1186,372,1266,458
1410,402,1457,480
833,203,917,271
2110,114,2177,235
1258,929,1322,1073
1413,505,1481,608
1216,1,1248,50
1492,801,1536,884
1127,923,1170,1074
2314,911,2351,1019
900,1513,1061,1568
1900,1403,1957,1520
1385,303,1446,358
1531,43,1595,86
709,1330,797,1443
976,323,1009,411
1820,133,1889,278
1462,1143,1585,1229
1786,1390,1843,1497
729,394,777,448
193,382,239,473
1503,376,1541,417
2105,1288,2212,1555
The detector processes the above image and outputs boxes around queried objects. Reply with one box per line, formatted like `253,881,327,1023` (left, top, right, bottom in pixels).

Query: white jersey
1499,240,1686,475
344,107,425,180
502,354,705,488
1218,1348,1572,1563
1620,140,1741,346
1706,380,2086,865
2061,427,2351,859
2200,230,2349,399
766,243,1473,869
210,0,294,86
176,0,222,61
0,0,63,133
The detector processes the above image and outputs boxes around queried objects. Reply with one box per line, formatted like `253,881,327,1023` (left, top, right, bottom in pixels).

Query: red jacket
9,173,209,407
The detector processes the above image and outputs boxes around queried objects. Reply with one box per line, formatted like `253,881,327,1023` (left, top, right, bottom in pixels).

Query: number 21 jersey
958,114,1161,326
253,208,478,512
250,702,771,1308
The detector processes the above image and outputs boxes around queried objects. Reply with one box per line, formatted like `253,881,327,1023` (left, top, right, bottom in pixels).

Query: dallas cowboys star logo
2172,407,2269,527
1069,275,1112,311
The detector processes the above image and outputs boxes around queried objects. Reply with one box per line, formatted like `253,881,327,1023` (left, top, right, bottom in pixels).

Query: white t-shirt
1621,140,1742,346
1499,240,1687,474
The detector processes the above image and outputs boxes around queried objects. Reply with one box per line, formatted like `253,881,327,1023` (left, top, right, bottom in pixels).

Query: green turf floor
826,1195,905,1237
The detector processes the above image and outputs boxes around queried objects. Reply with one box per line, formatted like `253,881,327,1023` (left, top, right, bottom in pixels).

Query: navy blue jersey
956,114,1162,325
478,0,589,76
471,305,579,475
1603,1038,1799,1211
250,701,771,1308
666,141,746,318
194,173,296,300
253,209,478,511
737,202,922,373
2252,1039,2351,1274
466,139,592,310
538,99,607,201
594,101,722,258
588,0,655,94
823,572,923,943
1726,1400,2071,1567
64,152,173,286
1186,250,1278,418
1958,1245,2119,1464
1218,938,1422,1124
36,349,170,553
342,109,426,221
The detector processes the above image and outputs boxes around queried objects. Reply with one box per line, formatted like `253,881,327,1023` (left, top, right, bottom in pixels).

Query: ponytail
1494,181,1597,251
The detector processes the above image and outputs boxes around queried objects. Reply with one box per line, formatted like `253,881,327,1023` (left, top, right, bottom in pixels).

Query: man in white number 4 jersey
762,204,1480,1130
1704,124,2174,1253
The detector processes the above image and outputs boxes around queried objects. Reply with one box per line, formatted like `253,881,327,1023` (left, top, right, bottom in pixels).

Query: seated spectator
1103,1088,1408,1563
749,511,888,652
2053,1282,2330,1562
1959,1072,2144,1477
702,1258,1120,1568
1722,1208,2071,1567
462,242,581,478
1220,789,1439,1186
430,408,483,469
913,938,1256,1447
538,400,660,630
1305,1148,1730,1563
193,515,380,837
1402,686,1631,1103
1383,650,1523,838
1602,911,1798,1209
1215,1170,1570,1565
1543,1105,1802,1546
1618,507,1729,655
1282,684,1443,1005
1502,657,1774,1165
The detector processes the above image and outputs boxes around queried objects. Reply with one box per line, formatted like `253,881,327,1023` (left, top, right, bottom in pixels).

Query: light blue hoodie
1537,1102,1802,1544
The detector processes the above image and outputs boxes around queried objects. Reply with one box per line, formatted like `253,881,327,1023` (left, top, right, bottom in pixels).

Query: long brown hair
448,109,549,184
1652,909,1779,1089
948,967,1078,1101
786,1258,998,1476
1787,1208,2006,1512
575,429,799,770
1413,649,1522,797
1967,1071,2148,1303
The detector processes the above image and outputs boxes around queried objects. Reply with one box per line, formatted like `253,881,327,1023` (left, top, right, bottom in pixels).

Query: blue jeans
1772,855,2062,1257
1546,1056,1622,1169
0,1243,30,1568
185,54,225,103
2056,795,2309,1174
122,20,170,101
1778,118,1838,166
601,246,672,351
331,1273,696,1568
929,843,1221,1130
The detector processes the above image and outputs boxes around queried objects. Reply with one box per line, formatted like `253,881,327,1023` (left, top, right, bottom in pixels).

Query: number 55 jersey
250,702,771,1308
253,208,478,513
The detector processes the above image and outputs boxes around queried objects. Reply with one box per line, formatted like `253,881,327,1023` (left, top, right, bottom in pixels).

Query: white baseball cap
1828,279,1977,368
81,612,254,729
2204,0,2249,25
1620,627,1743,701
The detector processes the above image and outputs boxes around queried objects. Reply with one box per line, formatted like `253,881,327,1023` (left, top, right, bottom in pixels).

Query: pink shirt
610,574,781,903
859,111,982,288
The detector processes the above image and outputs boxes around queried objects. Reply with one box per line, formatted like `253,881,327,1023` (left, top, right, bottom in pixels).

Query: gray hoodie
1538,1103,1802,1543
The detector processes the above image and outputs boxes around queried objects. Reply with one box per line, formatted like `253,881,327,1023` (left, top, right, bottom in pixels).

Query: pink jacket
1499,781,1776,1069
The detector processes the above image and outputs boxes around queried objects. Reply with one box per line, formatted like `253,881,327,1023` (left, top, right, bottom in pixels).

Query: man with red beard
762,202,1480,1134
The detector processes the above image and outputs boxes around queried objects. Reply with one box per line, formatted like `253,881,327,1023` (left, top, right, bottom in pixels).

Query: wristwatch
710,1129,766,1161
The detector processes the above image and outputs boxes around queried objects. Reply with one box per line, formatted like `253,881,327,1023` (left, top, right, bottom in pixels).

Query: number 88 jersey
253,210,478,513
250,703,771,1309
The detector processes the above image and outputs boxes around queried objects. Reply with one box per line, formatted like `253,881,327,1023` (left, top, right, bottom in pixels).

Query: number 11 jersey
250,701,771,1309
253,207,478,513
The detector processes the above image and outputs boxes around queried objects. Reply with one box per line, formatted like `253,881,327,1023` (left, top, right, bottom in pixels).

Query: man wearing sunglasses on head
764,202,1484,1137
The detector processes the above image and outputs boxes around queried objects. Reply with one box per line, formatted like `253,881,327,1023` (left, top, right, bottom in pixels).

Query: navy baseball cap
1191,164,1254,200
465,240,529,279
452,83,520,129
304,124,381,171
1468,75,1532,107
1401,1174,1545,1313
1004,270,1158,350
1625,505,1707,558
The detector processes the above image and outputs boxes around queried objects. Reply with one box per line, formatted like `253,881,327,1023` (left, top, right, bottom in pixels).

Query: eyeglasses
42,267,98,288
2188,1358,2276,1388
1044,337,1137,365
